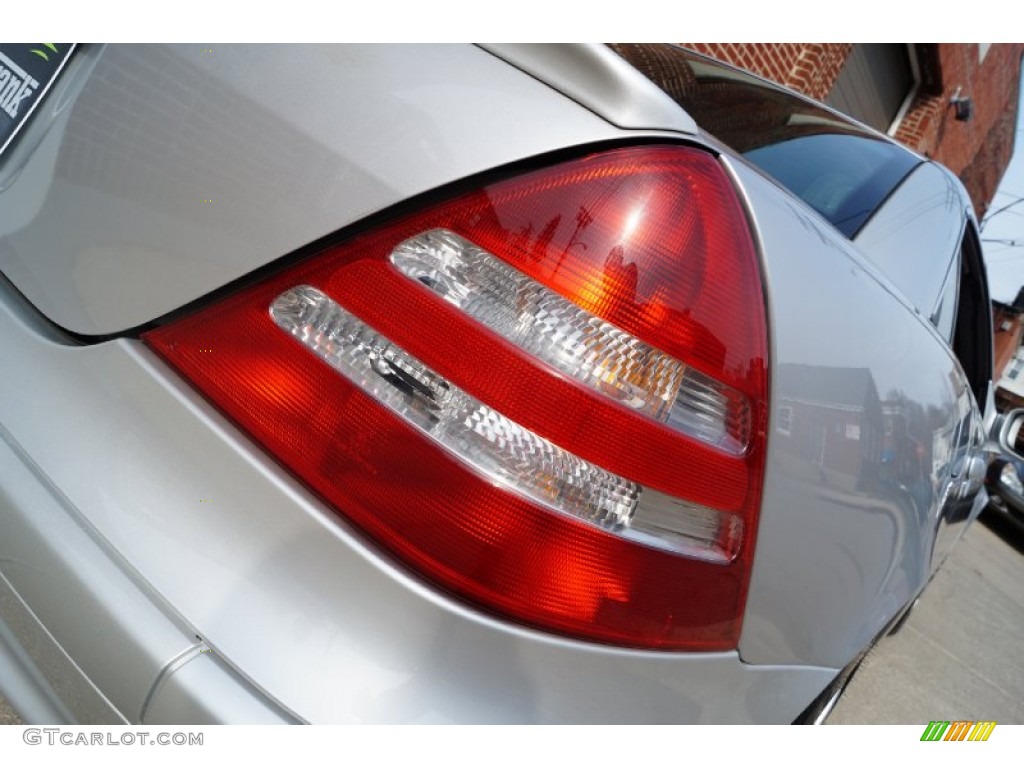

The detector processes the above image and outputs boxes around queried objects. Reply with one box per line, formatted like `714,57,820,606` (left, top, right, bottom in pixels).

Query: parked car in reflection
0,43,998,725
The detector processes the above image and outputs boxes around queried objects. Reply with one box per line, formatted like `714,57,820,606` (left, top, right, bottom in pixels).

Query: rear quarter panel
732,158,970,669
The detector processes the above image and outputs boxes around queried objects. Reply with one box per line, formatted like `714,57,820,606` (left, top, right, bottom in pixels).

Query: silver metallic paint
732,158,981,668
0,422,183,723
143,646,290,725
0,44,624,336
477,44,700,135
854,161,967,318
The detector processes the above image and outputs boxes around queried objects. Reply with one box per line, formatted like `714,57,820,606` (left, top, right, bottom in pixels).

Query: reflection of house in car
774,364,884,494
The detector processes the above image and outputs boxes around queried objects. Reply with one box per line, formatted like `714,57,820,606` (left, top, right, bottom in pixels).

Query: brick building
993,302,1024,382
682,44,1024,217
993,289,1024,410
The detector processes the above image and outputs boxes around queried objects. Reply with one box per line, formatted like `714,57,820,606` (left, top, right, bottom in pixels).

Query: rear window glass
608,44,920,238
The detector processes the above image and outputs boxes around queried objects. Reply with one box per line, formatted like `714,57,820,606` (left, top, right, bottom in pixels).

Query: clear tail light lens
390,228,751,454
270,284,643,530
143,144,769,650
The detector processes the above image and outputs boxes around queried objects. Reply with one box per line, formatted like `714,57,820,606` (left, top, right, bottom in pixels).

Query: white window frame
886,44,923,137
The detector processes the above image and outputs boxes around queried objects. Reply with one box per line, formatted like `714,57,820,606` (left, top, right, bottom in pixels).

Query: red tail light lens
143,145,768,650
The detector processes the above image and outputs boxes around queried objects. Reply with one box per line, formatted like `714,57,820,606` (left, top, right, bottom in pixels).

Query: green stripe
920,721,950,741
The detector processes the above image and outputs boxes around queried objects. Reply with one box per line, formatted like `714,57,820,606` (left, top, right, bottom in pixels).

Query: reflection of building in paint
880,393,933,489
773,364,883,493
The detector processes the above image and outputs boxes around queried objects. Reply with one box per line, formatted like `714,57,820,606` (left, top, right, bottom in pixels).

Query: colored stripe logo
30,44,59,62
921,721,996,741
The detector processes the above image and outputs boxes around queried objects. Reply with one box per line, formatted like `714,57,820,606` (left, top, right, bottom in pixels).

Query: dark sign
0,43,76,157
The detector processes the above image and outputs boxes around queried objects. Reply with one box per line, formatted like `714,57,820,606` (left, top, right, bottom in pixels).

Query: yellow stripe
969,721,996,741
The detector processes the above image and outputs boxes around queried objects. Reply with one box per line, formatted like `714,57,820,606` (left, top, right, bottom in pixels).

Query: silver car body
0,43,990,723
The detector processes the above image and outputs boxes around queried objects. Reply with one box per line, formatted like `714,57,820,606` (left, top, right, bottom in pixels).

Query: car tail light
143,144,768,650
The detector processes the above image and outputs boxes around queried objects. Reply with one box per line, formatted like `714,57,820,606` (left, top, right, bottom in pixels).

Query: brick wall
993,305,1024,380
682,43,1024,216
896,44,1024,217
